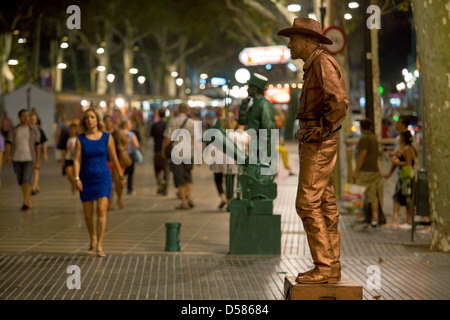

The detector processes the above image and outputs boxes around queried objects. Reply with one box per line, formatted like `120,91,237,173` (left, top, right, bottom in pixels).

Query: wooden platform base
284,276,363,300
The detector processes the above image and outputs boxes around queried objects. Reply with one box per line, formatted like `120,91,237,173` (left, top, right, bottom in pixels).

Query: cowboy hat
277,17,333,45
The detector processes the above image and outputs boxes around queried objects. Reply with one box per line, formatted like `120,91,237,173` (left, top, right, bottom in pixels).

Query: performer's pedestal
284,276,363,300
229,200,281,255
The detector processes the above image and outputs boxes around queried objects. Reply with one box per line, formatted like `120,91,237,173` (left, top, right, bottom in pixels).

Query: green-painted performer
228,73,280,255
238,73,275,161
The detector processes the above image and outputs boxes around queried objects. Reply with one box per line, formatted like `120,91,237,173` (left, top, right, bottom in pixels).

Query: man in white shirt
5,109,41,210
162,103,195,210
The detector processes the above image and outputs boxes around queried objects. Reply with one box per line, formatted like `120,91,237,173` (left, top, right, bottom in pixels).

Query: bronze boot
295,266,339,284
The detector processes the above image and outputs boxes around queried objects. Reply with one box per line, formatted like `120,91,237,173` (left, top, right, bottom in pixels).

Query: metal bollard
165,222,181,252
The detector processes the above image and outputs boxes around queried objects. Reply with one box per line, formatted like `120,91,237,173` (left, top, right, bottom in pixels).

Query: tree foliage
0,0,297,94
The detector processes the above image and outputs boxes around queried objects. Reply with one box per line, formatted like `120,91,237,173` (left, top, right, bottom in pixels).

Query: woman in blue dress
73,108,125,257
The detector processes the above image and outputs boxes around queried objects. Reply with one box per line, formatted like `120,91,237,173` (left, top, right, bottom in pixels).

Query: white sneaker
399,223,412,230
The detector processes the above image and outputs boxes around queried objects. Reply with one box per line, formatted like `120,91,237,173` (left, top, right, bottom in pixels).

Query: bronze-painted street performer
278,18,348,284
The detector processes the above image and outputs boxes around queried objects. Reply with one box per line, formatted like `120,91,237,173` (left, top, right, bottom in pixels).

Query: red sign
239,46,291,66
322,26,347,55
265,87,291,104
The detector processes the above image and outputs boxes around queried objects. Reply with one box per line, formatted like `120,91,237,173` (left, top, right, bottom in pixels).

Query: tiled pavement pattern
0,141,449,300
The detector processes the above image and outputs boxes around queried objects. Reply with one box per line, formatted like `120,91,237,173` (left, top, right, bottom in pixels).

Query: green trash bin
165,222,181,252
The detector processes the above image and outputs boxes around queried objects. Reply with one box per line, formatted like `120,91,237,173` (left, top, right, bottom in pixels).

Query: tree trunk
371,26,382,140
1,33,15,92
55,44,63,92
166,63,177,98
96,23,112,95
68,32,81,91
30,13,43,84
123,20,135,97
411,0,450,252
96,50,108,95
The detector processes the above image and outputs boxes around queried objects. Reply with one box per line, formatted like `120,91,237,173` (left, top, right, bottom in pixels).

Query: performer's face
288,34,309,61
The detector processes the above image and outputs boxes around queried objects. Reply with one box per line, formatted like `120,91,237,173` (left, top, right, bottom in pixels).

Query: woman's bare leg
82,201,96,252
96,197,108,256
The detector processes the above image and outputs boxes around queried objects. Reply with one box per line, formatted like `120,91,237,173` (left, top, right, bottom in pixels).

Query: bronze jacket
297,48,348,143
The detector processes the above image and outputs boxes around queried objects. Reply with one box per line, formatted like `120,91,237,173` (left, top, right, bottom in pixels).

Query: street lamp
129,68,138,74
115,98,125,107
60,42,69,49
8,59,19,65
57,63,67,69
107,74,115,83
176,78,184,86
235,68,250,84
137,76,146,84
287,4,301,12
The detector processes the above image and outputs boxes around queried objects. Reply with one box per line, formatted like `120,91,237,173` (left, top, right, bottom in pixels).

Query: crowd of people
0,100,427,259
0,102,277,257
352,116,430,232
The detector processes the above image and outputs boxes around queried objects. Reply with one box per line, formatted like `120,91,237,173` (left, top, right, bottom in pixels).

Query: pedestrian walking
62,123,78,194
150,108,169,195
55,113,71,175
5,109,41,210
383,130,418,229
104,115,129,209
30,113,48,195
278,17,348,284
162,102,196,210
120,119,140,195
352,119,383,228
1,111,14,139
210,114,239,210
0,133,4,188
73,108,125,258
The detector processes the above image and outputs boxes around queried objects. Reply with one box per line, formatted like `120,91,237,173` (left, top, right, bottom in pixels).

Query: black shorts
169,162,193,187
393,178,410,207
64,159,74,171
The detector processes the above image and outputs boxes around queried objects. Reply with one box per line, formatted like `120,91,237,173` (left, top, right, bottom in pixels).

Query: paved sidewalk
0,141,448,300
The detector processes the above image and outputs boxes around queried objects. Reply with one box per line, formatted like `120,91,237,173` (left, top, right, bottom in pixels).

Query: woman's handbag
134,149,143,163
118,149,132,167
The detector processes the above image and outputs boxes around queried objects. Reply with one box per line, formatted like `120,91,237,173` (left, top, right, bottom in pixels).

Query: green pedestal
229,212,281,255
230,198,273,215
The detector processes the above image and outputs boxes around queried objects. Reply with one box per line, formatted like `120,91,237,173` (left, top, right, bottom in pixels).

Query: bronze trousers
296,133,340,275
